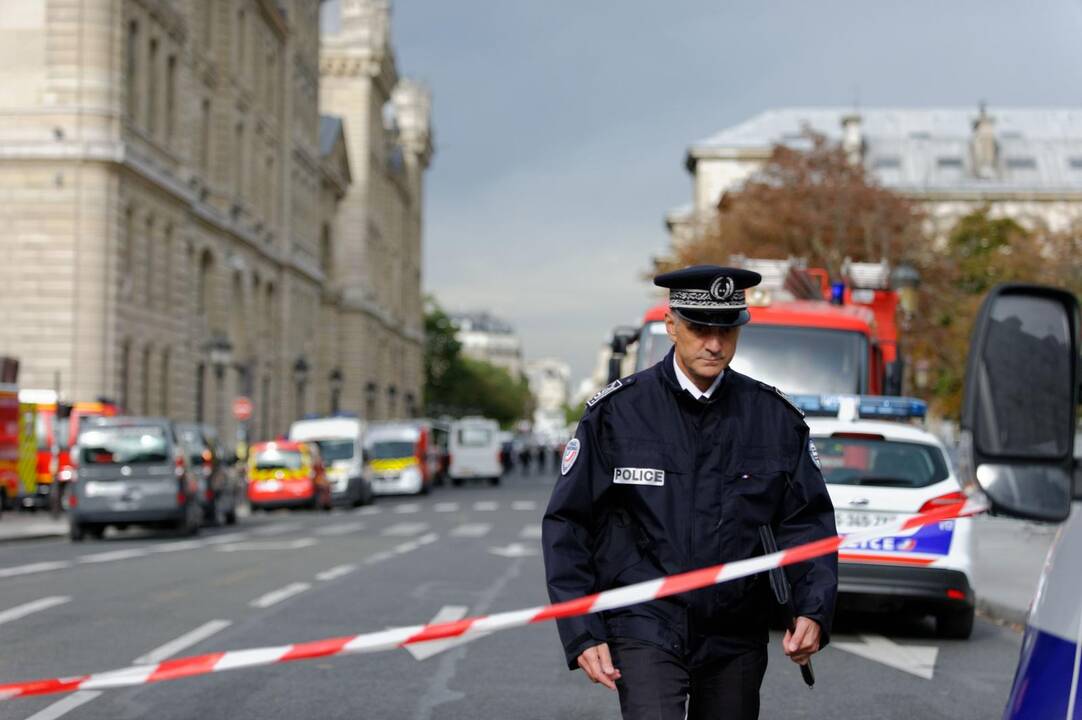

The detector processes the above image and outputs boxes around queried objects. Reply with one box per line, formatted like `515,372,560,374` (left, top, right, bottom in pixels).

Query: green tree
423,298,533,427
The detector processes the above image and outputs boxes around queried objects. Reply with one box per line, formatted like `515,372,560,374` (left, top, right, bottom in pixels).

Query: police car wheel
488,476,500,486
935,606,975,640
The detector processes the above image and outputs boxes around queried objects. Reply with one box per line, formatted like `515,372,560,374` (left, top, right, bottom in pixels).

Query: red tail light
919,491,967,514
202,449,213,466
946,588,967,601
174,455,186,479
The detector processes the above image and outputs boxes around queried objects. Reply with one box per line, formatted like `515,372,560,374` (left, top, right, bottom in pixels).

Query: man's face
664,311,741,386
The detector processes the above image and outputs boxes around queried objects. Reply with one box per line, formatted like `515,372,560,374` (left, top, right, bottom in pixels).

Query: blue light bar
790,394,927,420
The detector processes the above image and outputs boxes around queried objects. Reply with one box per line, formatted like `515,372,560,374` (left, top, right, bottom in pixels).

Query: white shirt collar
672,355,724,400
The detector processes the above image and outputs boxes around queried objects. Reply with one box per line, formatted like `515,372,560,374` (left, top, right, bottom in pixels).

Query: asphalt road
0,469,1023,720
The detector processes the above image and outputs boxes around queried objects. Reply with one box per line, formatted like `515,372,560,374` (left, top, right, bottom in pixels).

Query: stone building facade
668,105,1082,249
0,0,431,445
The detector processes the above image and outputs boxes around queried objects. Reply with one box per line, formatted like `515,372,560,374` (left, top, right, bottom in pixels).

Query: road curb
0,519,67,544
977,595,1029,628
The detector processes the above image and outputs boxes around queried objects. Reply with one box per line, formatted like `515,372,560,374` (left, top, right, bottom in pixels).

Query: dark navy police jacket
542,348,838,669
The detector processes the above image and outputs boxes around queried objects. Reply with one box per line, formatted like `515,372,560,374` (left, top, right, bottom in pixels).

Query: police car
795,394,976,639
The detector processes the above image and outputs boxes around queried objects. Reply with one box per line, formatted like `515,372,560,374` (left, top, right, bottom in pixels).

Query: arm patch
586,377,635,408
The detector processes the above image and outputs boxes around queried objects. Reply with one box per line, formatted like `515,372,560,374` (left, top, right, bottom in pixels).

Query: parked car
289,415,373,507
246,440,332,512
176,422,239,525
448,417,503,486
68,417,202,541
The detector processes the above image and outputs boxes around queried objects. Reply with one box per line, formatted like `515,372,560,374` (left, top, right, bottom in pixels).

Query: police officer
542,265,838,720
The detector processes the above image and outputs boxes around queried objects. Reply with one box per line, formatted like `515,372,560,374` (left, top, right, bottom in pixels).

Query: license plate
261,480,281,491
835,510,898,532
85,482,126,498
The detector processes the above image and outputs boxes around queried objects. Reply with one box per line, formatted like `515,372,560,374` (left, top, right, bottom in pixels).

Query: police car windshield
367,441,415,459
812,436,949,488
316,439,354,462
252,449,305,471
636,322,866,395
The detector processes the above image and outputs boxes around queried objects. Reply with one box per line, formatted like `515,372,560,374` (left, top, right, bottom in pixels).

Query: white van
448,417,502,486
288,416,372,506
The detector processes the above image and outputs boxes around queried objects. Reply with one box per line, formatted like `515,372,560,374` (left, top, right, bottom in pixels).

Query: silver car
69,417,202,541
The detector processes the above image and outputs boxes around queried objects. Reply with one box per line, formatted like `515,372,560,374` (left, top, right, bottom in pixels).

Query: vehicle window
177,429,210,463
251,448,305,470
34,412,50,451
316,439,354,462
635,322,672,371
813,436,949,488
457,428,492,447
79,426,169,465
367,441,415,459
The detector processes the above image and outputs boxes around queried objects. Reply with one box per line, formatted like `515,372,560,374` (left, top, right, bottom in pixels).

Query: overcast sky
332,1,1082,384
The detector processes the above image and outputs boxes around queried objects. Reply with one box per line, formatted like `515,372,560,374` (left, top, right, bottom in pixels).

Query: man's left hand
783,616,821,666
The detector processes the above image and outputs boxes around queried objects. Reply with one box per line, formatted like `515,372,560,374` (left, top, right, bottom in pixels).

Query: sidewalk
972,514,1058,626
0,512,68,542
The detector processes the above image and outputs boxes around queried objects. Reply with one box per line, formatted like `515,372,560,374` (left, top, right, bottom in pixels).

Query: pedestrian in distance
520,443,533,474
542,265,838,720
536,443,547,472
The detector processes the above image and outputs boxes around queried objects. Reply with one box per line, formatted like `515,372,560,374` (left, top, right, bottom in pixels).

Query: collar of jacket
658,346,729,407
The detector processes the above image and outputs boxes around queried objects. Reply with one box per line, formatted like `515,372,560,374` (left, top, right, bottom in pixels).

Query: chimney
841,113,864,165
971,103,999,179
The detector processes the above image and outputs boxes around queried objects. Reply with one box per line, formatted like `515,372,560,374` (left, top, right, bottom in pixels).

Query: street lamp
292,356,309,419
328,367,343,414
206,336,234,432
891,263,922,324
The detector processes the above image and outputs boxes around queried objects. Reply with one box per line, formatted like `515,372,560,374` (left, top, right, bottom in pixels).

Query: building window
1005,156,1037,170
387,386,397,418
162,225,173,310
197,249,214,317
365,383,377,420
200,99,212,176
121,206,135,297
126,21,138,121
160,349,170,416
141,346,152,415
147,37,159,135
165,55,177,143
235,123,245,197
144,216,155,305
260,375,271,440
236,8,246,77
119,340,131,413
195,362,206,423
319,224,333,279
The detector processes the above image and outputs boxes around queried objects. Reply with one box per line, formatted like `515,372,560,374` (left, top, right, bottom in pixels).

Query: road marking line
519,524,543,540
133,620,232,665
382,522,429,537
0,561,71,579
417,533,438,546
450,523,492,538
433,502,459,512
0,596,70,627
315,521,365,536
22,690,102,720
249,582,312,609
357,506,382,516
77,548,149,564
251,523,302,537
511,501,537,511
405,606,491,661
364,551,395,565
394,540,420,553
393,503,421,514
316,564,357,581
473,501,498,512
214,538,317,552
201,532,249,545
151,540,204,553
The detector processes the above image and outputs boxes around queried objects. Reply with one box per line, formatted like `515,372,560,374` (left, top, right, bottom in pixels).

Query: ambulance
955,283,1080,718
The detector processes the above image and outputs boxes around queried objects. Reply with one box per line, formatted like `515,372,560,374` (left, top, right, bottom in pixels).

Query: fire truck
16,389,118,509
0,382,20,514
609,258,903,396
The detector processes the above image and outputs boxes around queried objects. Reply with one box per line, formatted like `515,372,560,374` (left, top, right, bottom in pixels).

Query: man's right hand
577,643,621,690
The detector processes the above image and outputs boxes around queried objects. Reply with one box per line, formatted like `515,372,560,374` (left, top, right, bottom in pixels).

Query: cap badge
709,275,735,301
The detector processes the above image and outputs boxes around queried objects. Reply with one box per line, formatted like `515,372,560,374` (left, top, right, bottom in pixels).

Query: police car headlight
400,467,420,485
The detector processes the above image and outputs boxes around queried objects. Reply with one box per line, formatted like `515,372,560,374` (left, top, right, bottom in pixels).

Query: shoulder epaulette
585,377,636,409
758,382,805,418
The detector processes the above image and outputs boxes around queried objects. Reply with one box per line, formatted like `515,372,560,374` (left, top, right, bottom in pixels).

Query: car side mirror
959,283,1080,522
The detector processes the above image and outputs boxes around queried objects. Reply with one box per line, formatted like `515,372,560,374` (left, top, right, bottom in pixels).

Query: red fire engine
611,258,902,396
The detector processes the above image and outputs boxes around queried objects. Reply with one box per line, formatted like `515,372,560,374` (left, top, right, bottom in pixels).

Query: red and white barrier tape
0,495,988,701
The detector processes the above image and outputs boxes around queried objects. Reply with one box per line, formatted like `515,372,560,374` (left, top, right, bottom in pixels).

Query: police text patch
613,467,666,486
808,438,822,470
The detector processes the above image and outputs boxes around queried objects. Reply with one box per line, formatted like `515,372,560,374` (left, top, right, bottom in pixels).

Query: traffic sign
232,396,253,421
